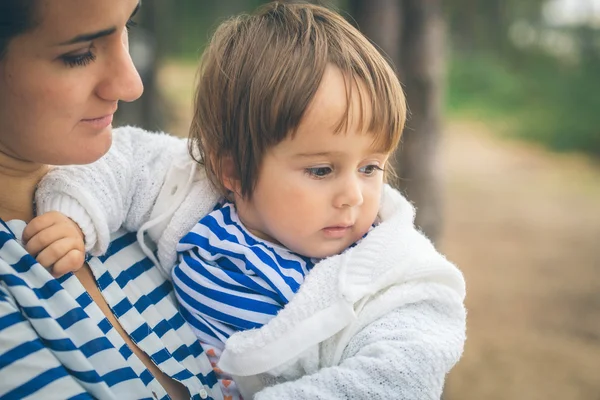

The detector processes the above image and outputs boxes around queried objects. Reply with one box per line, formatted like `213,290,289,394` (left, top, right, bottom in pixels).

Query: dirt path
441,121,600,400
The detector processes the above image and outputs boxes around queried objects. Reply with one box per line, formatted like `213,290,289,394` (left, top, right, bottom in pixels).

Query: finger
25,226,68,257
23,213,60,243
50,249,86,278
35,237,82,269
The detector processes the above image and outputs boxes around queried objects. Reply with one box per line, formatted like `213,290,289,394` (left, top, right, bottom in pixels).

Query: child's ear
219,155,240,194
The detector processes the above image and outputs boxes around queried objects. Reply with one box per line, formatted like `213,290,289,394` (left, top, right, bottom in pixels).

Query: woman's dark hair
0,0,38,59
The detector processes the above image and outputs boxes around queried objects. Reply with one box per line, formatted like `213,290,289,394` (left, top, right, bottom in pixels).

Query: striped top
172,202,317,348
0,219,222,400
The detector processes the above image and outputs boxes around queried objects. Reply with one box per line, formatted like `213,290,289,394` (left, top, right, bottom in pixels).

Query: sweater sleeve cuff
38,196,100,255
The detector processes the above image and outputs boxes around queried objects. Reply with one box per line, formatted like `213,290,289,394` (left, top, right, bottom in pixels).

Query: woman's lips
81,114,113,129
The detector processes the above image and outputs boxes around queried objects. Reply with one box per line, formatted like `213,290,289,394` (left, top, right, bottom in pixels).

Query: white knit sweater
36,126,467,400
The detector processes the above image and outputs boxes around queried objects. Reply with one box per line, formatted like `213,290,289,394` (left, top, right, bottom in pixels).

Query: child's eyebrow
293,150,389,158
293,151,342,158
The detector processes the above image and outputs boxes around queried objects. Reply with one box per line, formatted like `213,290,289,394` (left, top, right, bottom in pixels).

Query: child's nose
333,176,364,208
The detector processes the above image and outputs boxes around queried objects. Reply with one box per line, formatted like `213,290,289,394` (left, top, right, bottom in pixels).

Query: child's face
232,66,388,259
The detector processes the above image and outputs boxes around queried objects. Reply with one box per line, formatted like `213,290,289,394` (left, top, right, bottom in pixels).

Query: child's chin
307,244,350,260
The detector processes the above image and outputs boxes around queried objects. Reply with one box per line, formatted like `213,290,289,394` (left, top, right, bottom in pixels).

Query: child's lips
322,225,353,238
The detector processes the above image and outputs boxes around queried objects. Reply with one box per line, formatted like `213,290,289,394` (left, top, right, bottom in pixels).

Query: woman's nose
96,31,144,103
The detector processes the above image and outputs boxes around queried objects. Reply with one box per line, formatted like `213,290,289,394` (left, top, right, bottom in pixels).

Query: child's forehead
300,66,374,133
273,66,393,157
277,124,389,157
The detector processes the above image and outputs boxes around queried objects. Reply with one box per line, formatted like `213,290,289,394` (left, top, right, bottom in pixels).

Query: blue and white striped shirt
172,202,317,348
0,219,222,400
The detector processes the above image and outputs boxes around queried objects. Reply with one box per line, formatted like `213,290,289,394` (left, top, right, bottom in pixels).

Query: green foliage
447,51,600,156
447,55,525,117
163,1,268,59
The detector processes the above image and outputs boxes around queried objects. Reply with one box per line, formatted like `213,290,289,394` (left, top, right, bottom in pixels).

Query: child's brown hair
189,1,406,198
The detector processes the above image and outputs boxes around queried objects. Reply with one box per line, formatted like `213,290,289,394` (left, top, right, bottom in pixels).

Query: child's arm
22,212,85,278
34,126,188,257
255,287,465,400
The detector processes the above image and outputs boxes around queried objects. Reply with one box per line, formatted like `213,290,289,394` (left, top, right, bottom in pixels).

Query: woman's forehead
33,0,138,44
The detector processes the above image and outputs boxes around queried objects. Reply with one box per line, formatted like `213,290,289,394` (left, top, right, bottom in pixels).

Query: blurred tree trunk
115,0,165,131
348,0,446,245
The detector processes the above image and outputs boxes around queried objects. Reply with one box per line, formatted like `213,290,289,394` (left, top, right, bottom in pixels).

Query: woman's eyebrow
130,1,142,22
59,28,117,45
58,1,141,46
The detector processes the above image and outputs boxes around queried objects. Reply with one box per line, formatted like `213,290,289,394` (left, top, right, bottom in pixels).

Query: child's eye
359,164,384,176
61,50,97,68
305,166,333,179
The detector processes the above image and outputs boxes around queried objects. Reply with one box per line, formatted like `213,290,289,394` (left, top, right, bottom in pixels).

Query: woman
0,1,466,399
0,1,218,399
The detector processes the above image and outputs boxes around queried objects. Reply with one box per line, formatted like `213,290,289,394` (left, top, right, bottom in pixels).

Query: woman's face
0,0,143,166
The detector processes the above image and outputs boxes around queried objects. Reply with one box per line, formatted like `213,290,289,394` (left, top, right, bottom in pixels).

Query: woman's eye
306,166,333,178
61,51,97,68
126,18,138,30
359,164,384,176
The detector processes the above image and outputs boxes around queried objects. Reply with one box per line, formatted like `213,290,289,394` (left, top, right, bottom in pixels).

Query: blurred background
118,1,600,399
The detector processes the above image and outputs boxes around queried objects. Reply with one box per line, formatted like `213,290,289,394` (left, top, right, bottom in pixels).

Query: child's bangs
331,51,405,154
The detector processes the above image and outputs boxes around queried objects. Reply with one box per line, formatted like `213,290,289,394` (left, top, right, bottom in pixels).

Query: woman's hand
23,212,86,278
